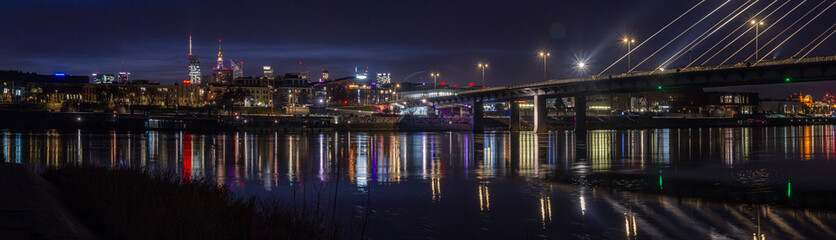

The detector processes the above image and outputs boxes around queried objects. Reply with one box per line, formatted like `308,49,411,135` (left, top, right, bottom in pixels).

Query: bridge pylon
472,100,484,133
574,96,587,133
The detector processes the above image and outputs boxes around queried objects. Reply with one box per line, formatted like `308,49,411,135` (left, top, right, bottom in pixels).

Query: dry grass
42,165,337,240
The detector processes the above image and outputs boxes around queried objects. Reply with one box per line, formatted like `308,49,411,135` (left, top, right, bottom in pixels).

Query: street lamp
430,72,440,90
750,19,765,60
622,37,635,72
477,63,488,87
575,60,587,77
539,51,550,81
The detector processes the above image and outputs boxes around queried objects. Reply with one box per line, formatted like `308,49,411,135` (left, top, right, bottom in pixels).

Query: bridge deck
431,56,836,104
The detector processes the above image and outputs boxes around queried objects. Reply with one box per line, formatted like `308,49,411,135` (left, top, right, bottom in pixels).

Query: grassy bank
42,165,336,240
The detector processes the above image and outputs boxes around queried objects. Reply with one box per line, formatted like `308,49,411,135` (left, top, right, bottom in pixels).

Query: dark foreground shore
0,163,95,239
1,163,336,240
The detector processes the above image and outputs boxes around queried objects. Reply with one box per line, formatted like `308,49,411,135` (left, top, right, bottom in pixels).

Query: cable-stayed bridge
425,0,836,132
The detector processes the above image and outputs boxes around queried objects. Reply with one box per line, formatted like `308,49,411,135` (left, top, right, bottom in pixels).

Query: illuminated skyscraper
118,61,130,83
263,66,274,78
188,35,201,84
376,72,391,84
320,69,329,82
91,72,115,84
91,73,101,84
118,71,130,83
354,66,368,80
215,39,224,70
230,60,243,79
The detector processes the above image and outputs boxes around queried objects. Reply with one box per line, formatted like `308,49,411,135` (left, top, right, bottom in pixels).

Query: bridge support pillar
472,100,484,132
509,101,520,132
574,96,587,133
533,95,547,133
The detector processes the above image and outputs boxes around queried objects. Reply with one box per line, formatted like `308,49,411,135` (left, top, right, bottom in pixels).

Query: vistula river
5,126,836,239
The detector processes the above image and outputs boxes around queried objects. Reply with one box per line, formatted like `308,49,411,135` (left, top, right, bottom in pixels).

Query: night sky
2,0,836,98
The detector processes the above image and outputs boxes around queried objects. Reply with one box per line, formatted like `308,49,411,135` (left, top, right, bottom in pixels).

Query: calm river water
5,126,836,239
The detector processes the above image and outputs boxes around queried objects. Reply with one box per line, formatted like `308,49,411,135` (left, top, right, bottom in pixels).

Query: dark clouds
1,0,836,98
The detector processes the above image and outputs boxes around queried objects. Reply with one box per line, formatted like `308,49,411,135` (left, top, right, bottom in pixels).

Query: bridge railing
442,55,836,98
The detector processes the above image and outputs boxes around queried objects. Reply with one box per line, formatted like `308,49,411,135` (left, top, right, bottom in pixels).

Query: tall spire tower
188,35,202,84
215,39,224,70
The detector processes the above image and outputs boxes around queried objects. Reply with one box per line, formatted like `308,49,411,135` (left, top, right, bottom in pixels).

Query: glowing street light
477,63,488,87
750,19,765,60
622,37,636,72
539,51,550,81
574,60,588,77
430,72,440,90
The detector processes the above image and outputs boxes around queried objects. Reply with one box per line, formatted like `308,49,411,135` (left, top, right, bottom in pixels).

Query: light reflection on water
4,126,836,239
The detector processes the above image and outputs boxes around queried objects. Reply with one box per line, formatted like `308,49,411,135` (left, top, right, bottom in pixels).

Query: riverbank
0,110,472,133
2,109,836,133
6,164,336,240
0,163,95,239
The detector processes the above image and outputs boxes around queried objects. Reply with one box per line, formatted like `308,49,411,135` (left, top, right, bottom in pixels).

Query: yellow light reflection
540,196,551,228
478,183,490,212
625,212,638,237
431,177,441,202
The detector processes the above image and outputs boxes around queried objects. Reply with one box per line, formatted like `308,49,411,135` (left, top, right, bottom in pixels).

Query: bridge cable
795,22,836,61
595,0,707,76
706,0,804,66
629,0,733,72
658,0,761,70
745,0,830,63
755,0,836,64
715,0,820,67
690,0,790,67
792,20,836,58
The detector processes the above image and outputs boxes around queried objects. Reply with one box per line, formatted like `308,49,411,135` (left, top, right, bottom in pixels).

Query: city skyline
2,1,836,98
5,2,836,239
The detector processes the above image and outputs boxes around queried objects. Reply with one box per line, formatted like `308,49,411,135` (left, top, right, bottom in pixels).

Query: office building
319,69,329,82
117,72,131,83
354,66,368,80
263,66,274,78
92,73,115,84
376,72,391,84
212,69,233,84
230,60,243,79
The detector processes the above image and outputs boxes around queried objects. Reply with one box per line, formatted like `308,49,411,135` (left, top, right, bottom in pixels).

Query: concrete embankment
490,116,836,131
0,163,96,239
0,110,475,133
4,110,836,133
